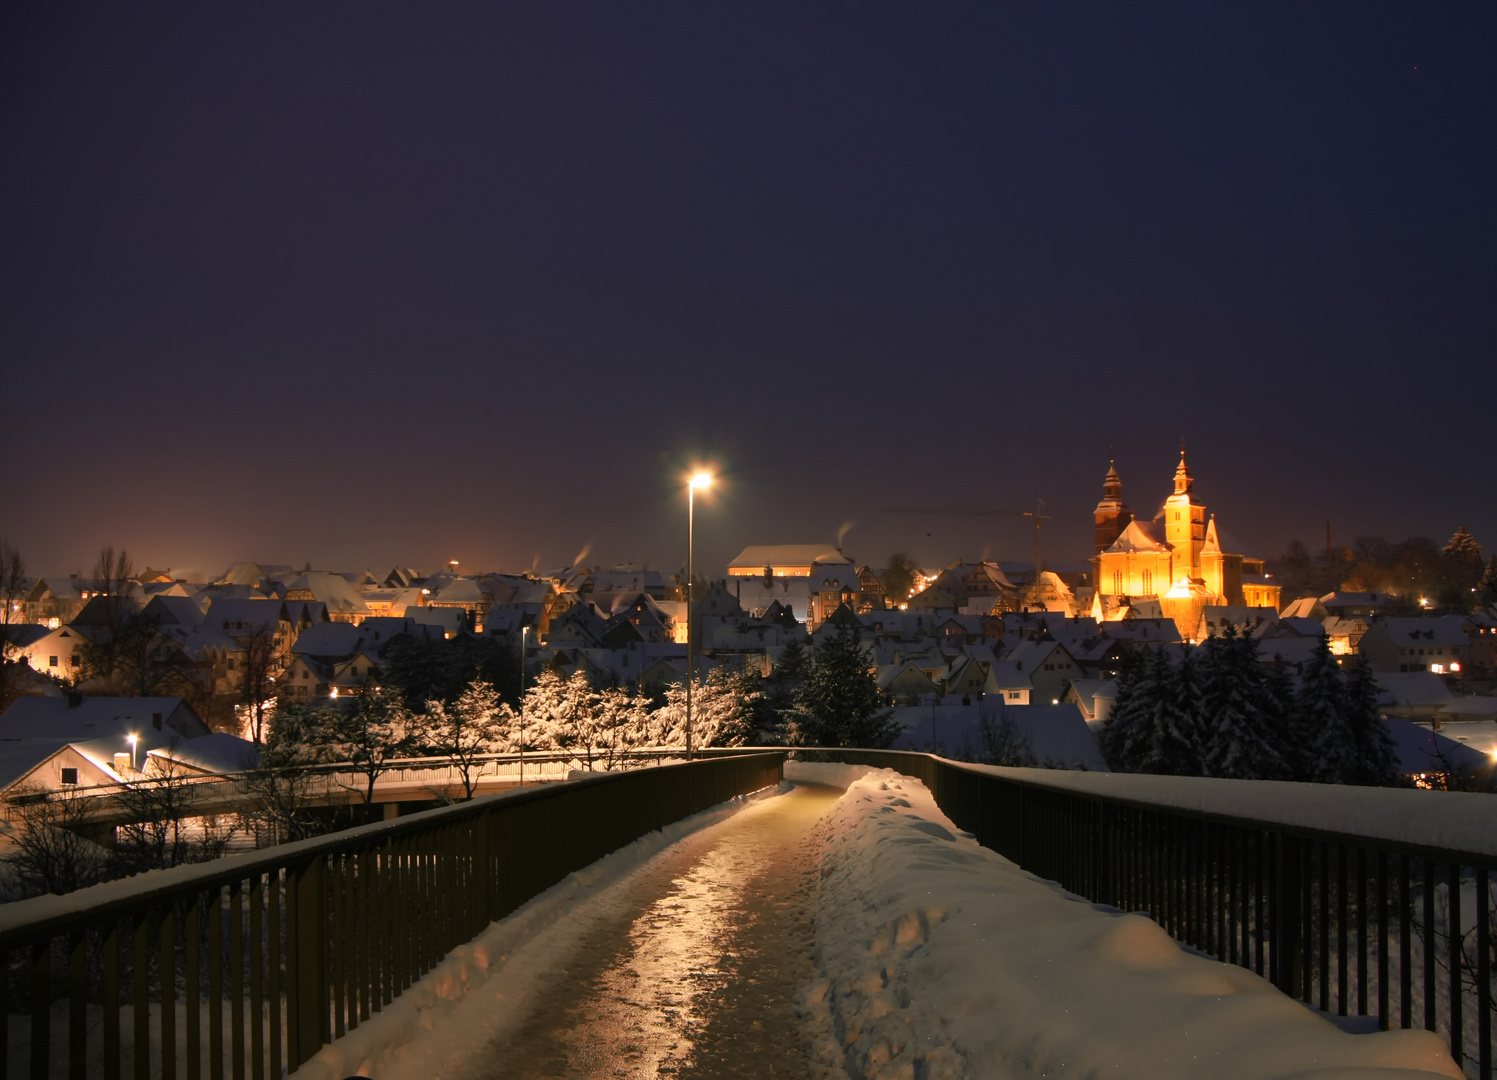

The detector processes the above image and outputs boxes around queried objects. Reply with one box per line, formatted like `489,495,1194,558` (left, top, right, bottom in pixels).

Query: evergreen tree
1097,648,1145,770
797,624,895,748
1343,654,1399,786
1157,648,1206,776
1198,628,1287,780
1262,656,1304,776
1116,648,1168,772
1292,635,1357,783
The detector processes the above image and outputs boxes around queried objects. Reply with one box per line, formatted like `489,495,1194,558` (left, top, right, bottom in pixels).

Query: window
226,659,236,670
1141,570,1153,594
60,768,77,785
1008,691,1021,700
152,712,162,730
1112,570,1122,594
48,655,58,667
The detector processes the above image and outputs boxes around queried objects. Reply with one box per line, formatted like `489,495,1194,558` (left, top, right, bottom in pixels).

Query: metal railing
0,750,784,1079
800,749,1497,1080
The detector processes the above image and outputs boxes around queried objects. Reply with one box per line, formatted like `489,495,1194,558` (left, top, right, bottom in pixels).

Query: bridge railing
798,748,1497,1080
0,750,784,1079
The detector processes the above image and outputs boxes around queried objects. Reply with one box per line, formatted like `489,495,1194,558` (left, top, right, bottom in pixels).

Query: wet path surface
471,783,841,1079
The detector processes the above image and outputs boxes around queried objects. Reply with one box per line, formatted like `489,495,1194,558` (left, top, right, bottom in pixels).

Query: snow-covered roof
149,733,260,774
1369,616,1469,649
1105,520,1169,554
291,621,364,657
1436,696,1497,719
0,697,207,740
1374,672,1456,709
727,545,850,570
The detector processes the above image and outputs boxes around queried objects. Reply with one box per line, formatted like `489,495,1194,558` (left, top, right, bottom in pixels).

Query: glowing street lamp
518,624,530,787
126,733,138,773
686,472,712,758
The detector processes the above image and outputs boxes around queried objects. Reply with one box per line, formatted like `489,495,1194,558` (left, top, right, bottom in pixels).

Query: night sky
3,3,1493,580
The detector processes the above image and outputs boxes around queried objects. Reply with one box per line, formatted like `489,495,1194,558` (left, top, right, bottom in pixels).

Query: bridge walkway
435,782,840,1080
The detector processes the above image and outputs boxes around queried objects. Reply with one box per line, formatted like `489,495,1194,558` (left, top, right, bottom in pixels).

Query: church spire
1093,458,1133,554
1173,446,1193,495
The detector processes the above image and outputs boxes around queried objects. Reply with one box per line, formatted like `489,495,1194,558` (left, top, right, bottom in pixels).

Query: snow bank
959,764,1497,857
288,780,790,1080
786,760,882,790
801,769,1461,1080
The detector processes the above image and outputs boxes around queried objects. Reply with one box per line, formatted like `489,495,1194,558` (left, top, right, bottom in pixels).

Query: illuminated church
1089,453,1280,640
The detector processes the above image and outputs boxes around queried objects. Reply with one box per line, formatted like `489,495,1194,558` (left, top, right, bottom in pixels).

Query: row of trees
1099,629,1400,785
263,622,896,794
1270,527,1495,613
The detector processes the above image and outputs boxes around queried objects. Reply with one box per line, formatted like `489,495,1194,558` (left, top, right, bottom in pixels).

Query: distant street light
519,624,530,787
686,472,712,758
126,733,138,773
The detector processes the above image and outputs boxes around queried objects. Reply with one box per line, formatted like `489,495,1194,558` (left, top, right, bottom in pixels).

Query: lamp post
126,733,138,774
685,472,712,758
518,624,529,787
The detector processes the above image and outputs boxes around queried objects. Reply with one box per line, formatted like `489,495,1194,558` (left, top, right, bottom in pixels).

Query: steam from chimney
836,520,856,552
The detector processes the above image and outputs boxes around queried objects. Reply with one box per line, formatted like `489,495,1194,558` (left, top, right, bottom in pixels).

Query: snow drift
795,764,1462,1080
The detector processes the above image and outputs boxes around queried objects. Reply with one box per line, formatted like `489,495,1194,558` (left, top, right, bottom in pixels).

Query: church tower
1093,461,1133,554
1161,450,1208,585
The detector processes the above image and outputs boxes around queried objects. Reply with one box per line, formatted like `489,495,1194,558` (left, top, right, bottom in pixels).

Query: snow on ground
288,780,790,1080
792,762,1462,1080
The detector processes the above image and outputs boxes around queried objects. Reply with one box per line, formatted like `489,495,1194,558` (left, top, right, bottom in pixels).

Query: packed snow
793,762,1462,1080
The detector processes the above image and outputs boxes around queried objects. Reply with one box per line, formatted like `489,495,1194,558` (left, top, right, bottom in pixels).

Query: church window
1112,571,1122,594
1141,570,1153,593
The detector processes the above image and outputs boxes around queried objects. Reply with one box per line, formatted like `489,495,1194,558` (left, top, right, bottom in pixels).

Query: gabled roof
0,697,207,741
728,545,850,570
1105,520,1170,554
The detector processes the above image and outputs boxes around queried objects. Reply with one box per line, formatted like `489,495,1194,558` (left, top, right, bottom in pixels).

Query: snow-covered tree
1343,653,1399,786
520,668,597,755
589,687,651,769
797,624,894,748
332,688,414,805
1097,648,1144,770
1198,628,1287,780
1289,635,1357,783
426,678,513,799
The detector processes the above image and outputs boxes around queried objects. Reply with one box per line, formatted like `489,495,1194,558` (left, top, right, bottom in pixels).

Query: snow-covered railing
0,750,784,1079
797,749,1497,1080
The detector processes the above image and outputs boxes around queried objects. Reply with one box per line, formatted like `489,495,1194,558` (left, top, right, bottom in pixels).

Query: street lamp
686,472,712,758
126,733,138,773
518,624,529,787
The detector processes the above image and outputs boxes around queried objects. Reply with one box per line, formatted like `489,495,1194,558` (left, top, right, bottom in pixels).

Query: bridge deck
402,781,840,1080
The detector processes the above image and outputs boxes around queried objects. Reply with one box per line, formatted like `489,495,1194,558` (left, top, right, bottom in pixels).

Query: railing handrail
795,749,1497,868
0,751,787,946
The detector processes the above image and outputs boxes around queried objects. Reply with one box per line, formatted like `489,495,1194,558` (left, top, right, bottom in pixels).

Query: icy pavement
300,780,836,1080
463,781,837,1078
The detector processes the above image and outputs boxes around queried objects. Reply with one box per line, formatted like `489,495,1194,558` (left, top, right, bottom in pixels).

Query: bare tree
0,537,24,625
239,627,283,743
426,679,508,799
0,785,109,899
111,748,237,874
0,539,26,711
74,546,139,689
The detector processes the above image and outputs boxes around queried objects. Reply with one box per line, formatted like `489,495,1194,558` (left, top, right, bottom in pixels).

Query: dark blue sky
3,3,1493,579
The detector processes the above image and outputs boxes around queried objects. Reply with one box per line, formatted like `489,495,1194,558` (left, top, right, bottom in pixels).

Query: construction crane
882,499,1053,575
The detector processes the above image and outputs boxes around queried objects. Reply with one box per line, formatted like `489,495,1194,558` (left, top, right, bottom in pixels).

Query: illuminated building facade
1090,454,1281,640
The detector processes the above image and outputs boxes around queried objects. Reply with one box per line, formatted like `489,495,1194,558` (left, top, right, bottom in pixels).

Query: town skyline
7,444,1491,583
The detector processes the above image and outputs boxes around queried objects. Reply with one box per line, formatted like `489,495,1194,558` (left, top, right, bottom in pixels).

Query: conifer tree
1199,628,1287,780
1097,648,1144,770
1116,648,1167,771
1343,653,1399,786
1292,635,1357,783
1158,649,1206,775
797,624,894,748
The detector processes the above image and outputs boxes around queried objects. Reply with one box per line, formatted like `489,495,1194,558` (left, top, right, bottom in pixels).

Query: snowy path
461,782,837,1078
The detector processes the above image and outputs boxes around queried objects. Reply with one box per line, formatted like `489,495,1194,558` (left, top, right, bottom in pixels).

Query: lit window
49,655,58,667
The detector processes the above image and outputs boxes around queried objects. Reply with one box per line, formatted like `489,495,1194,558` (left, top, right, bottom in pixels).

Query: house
1358,617,1471,675
942,656,992,700
1064,678,1118,722
1002,640,1082,705
983,661,1032,705
1373,672,1456,721
16,625,89,678
877,662,938,705
1194,606,1279,641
